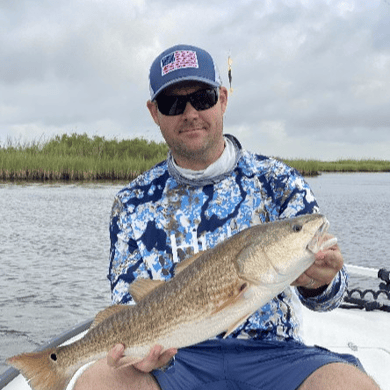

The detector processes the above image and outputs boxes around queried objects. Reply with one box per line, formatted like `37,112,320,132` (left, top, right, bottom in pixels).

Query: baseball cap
149,44,222,101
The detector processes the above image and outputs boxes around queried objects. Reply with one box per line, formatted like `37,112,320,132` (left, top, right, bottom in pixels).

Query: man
73,44,379,390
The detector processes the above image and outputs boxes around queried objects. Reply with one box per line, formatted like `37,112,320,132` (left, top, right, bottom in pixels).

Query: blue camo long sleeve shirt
108,136,347,343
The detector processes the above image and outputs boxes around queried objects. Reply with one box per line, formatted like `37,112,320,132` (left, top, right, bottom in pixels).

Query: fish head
235,214,329,286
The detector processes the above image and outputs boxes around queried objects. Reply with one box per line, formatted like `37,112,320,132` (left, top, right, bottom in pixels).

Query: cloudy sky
1,0,390,160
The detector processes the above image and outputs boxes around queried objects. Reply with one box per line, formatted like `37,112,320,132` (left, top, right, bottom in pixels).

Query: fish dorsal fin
89,304,129,330
174,251,204,275
129,252,205,302
129,278,165,303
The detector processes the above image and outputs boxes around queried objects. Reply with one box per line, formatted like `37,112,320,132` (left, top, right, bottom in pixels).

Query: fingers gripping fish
7,214,330,390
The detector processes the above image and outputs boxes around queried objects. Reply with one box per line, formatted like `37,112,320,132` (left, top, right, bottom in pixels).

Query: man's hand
106,344,177,372
291,233,343,290
73,344,176,389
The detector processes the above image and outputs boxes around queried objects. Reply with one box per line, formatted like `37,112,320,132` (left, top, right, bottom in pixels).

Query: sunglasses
155,88,219,116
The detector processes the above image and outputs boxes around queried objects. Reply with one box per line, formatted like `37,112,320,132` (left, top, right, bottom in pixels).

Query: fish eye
292,224,303,233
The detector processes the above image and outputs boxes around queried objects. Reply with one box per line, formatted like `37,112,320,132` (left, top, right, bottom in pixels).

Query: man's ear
219,87,228,115
147,100,160,125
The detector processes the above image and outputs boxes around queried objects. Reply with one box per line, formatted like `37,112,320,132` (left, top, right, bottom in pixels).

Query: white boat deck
302,306,389,388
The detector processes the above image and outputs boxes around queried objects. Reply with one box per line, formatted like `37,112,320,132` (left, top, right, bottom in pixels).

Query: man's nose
182,101,199,119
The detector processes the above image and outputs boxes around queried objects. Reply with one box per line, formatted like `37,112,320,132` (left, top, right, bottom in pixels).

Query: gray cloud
1,0,389,159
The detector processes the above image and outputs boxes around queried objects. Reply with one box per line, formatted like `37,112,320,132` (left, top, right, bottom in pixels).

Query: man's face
147,82,228,170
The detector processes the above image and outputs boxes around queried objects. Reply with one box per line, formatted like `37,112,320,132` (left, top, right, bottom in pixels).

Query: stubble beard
168,119,224,169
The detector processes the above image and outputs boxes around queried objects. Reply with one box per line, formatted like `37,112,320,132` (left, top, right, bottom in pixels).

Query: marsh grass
0,133,169,181
1,133,389,181
282,158,390,176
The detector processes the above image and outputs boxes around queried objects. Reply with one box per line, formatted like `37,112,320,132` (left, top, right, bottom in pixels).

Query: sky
1,0,390,160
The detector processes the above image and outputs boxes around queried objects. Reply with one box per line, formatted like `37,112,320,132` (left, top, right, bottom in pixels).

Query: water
306,173,390,274
0,173,389,376
0,182,125,375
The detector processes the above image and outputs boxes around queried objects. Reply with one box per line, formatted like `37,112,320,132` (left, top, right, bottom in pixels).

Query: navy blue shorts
152,339,364,390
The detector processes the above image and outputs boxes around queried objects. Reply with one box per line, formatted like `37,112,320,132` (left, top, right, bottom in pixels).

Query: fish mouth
306,218,336,254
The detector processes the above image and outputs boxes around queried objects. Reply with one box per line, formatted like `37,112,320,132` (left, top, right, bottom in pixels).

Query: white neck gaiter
172,136,237,180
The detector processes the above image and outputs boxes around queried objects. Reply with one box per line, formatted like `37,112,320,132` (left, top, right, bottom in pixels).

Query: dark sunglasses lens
156,95,186,116
156,88,218,116
190,89,218,111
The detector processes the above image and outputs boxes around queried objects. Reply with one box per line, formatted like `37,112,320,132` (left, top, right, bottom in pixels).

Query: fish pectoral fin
223,312,252,339
89,305,129,330
211,282,251,315
174,251,205,275
129,278,165,303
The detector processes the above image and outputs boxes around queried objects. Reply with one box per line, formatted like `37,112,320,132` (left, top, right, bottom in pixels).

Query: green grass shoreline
1,133,389,182
281,158,390,176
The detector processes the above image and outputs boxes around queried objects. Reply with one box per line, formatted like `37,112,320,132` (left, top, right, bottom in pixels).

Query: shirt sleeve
107,196,150,305
275,165,319,220
107,195,176,371
296,266,348,311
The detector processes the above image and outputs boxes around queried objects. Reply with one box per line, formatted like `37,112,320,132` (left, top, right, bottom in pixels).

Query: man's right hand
74,344,177,390
107,344,178,372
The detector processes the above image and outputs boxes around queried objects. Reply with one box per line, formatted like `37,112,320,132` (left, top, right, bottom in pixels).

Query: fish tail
6,348,74,390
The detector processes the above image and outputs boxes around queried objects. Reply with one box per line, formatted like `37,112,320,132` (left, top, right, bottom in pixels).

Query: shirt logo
161,50,198,76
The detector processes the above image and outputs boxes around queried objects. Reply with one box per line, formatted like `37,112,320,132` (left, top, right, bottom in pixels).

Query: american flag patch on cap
161,50,199,76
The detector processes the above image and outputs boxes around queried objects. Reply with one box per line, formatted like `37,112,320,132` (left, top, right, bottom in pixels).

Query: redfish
7,214,330,390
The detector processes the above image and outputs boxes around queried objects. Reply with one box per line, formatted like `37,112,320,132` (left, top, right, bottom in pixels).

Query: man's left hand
291,233,343,290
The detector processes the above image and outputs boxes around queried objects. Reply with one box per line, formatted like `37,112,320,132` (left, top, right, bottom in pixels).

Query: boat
302,264,390,389
1,264,389,390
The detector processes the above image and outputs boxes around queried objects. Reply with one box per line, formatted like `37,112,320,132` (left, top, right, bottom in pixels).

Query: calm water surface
307,173,389,272
0,173,389,375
